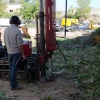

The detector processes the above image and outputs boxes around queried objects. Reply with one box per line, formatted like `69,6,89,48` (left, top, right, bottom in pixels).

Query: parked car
74,23,89,31
19,21,26,28
56,19,63,32
65,24,77,32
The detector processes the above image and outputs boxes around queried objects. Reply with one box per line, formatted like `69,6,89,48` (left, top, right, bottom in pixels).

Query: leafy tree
56,10,63,19
0,0,6,18
67,6,76,18
9,0,16,3
20,0,39,20
9,0,20,3
75,0,91,18
4,11,21,19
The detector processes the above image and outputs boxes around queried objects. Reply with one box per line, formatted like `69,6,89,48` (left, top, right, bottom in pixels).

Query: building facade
6,4,21,12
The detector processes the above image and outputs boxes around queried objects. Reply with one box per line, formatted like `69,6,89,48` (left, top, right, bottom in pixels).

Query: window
10,10,13,12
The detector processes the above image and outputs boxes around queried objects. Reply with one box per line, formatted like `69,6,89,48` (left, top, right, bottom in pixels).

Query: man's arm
4,31,6,46
18,45,26,60
17,30,26,59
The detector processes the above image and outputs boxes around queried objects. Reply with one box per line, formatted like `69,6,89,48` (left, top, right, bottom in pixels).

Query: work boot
11,85,23,90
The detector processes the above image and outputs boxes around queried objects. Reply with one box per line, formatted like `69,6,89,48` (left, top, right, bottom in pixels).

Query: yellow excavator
61,18,79,32
61,18,79,26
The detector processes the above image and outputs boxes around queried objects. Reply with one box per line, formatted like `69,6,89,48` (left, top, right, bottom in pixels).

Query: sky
56,0,100,11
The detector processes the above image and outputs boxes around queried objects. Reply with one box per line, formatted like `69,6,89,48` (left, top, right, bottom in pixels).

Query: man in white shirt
4,16,26,90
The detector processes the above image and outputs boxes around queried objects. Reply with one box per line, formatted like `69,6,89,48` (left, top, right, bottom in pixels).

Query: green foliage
3,11,20,19
67,6,76,18
0,91,6,99
9,0,16,3
0,91,17,100
45,36,100,99
75,0,91,18
0,0,6,18
56,10,63,19
91,27,100,36
42,95,54,100
20,0,39,20
76,73,88,83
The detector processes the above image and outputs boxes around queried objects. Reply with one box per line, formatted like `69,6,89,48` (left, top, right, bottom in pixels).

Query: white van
0,19,10,27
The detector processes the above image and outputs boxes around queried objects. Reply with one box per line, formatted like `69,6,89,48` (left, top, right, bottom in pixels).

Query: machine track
0,52,39,82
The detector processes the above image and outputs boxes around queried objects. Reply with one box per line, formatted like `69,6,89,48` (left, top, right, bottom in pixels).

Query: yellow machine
70,18,78,24
61,18,79,26
61,18,79,32
61,18,71,26
89,22,99,30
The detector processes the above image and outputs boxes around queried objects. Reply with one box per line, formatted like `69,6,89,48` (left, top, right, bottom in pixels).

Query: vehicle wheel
73,28,76,32
60,27,64,32
58,28,60,32
68,29,71,32
77,28,79,31
71,29,74,32
75,28,78,31
66,30,69,32
62,27,65,32
84,29,86,31
58,28,63,32
70,25,74,32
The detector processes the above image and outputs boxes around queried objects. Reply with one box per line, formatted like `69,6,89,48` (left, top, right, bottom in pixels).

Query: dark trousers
8,53,21,88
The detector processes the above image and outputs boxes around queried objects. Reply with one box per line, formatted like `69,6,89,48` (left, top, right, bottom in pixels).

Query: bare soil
0,77,80,100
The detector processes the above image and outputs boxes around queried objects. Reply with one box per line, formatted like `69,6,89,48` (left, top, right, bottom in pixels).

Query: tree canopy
67,6,76,18
75,0,91,18
9,0,16,3
56,10,63,19
20,0,39,20
0,0,6,18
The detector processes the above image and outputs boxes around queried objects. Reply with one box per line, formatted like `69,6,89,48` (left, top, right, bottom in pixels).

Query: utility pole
64,0,67,38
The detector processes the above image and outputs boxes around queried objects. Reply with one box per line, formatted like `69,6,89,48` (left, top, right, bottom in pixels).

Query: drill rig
0,0,66,82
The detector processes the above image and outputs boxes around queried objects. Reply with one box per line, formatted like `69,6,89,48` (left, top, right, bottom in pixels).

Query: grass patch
0,91,17,100
42,95,54,100
46,35,100,99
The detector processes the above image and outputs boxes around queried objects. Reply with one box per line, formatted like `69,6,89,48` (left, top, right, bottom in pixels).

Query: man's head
9,16,21,26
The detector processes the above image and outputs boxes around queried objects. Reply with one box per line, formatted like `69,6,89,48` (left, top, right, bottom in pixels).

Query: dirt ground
0,78,80,100
0,30,91,100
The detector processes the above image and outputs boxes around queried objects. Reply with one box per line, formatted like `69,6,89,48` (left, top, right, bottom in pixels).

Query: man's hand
22,54,26,61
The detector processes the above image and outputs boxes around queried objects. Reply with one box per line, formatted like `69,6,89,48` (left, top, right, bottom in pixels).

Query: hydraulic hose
49,40,67,75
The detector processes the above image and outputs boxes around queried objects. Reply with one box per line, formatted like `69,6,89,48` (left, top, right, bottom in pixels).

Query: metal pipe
36,15,40,80
64,0,67,38
36,15,39,61
40,0,43,12
39,0,45,54
50,56,53,72
39,0,46,77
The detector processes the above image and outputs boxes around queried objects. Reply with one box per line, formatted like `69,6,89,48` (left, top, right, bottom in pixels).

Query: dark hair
9,16,21,25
